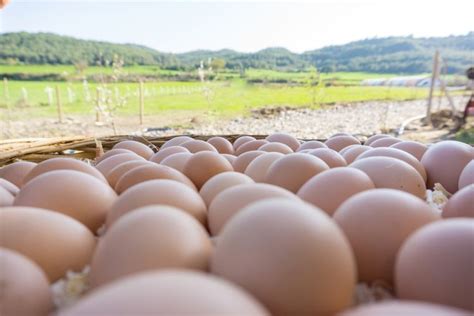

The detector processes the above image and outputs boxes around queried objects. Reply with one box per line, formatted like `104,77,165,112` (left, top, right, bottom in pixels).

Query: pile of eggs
0,133,473,315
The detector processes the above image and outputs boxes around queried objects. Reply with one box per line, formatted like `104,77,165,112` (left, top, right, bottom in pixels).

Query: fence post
3,77,9,111
96,87,102,123
55,85,64,123
139,80,144,125
426,50,440,124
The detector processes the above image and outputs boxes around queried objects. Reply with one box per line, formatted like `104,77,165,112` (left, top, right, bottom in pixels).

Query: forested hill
1,31,473,74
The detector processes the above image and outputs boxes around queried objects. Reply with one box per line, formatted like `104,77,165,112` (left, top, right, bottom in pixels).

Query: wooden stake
96,88,102,123
426,50,440,124
3,77,9,102
55,85,64,123
139,80,144,125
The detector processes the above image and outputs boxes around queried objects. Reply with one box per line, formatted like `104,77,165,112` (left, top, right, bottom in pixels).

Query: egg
338,144,363,156
221,154,237,165
0,161,36,187
207,136,235,154
325,135,361,152
297,168,375,216
89,206,212,288
0,207,96,282
329,132,353,138
106,160,152,188
115,164,196,194
183,151,234,189
233,135,256,151
0,186,14,206
181,140,218,153
395,219,474,311
341,145,372,164
364,134,391,146
233,151,266,173
95,148,134,164
148,146,190,164
95,153,145,176
265,153,329,193
23,157,107,185
442,185,474,218
350,156,426,198
208,183,298,235
296,140,328,151
59,270,269,315
390,140,428,161
265,132,300,151
244,152,284,182
333,189,439,284
235,140,269,156
458,159,474,189
211,198,356,316
0,178,19,196
15,170,117,232
258,142,293,154
113,140,154,159
106,179,207,228
370,136,402,147
339,301,469,316
199,172,254,207
356,147,427,182
421,141,473,193
160,152,193,173
160,136,193,149
308,148,347,168
0,248,53,316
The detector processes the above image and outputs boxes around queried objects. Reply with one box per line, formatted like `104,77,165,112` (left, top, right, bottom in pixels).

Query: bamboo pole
426,50,440,124
139,80,145,125
55,85,64,123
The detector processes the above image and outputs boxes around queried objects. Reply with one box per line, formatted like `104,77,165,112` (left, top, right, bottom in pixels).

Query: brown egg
181,140,218,153
421,141,473,193
211,199,356,316
207,137,235,154
340,301,469,316
0,207,96,282
106,160,152,188
356,147,427,182
106,179,207,228
350,156,426,199
115,164,196,194
308,148,347,168
333,189,439,284
325,135,361,152
148,146,190,164
339,144,363,156
341,145,372,164
0,248,53,316
395,219,474,311
297,168,375,216
160,152,193,173
235,140,269,156
183,152,234,189
364,134,391,146
23,157,107,185
443,185,474,218
199,172,254,207
233,150,265,173
60,270,269,315
95,153,145,176
14,170,117,232
0,161,36,187
391,140,428,161
160,136,193,149
265,133,300,151
265,153,330,193
221,154,237,165
297,140,328,151
233,135,256,151
258,142,293,154
0,186,14,206
113,140,154,159
459,160,474,189
370,137,402,148
95,148,134,164
0,178,19,196
89,206,212,288
208,183,298,235
244,152,284,182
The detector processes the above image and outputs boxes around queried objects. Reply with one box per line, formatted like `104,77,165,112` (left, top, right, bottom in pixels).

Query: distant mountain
0,31,473,74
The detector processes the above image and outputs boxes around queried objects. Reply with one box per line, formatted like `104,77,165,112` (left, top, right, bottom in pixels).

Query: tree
210,58,226,72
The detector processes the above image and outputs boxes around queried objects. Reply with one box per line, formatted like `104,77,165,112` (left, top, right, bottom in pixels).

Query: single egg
160,152,193,173
0,178,19,196
259,142,293,154
95,153,145,176
0,161,36,187
207,137,234,154
148,146,190,164
113,140,154,159
442,184,474,218
95,148,134,164
221,154,237,165
233,151,266,173
341,145,372,164
297,140,328,151
297,168,375,216
308,148,347,168
211,198,356,316
339,144,364,156
0,186,14,206
208,183,298,235
235,140,269,156
265,133,300,151
233,135,256,151
390,140,428,161
370,137,402,148
0,207,96,282
364,134,391,146
106,179,207,228
458,160,474,190
199,172,254,207
244,152,284,182
339,301,469,316
160,136,193,149
265,153,329,193
325,135,361,152
181,140,218,153
89,206,212,288
350,156,426,198
183,151,233,189
395,219,474,311
0,248,53,316
333,189,439,284
106,160,152,188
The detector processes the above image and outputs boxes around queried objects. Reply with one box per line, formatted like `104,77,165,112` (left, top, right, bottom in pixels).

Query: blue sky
1,0,473,53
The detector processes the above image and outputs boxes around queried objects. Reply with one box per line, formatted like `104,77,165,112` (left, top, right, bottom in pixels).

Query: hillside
0,31,473,74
